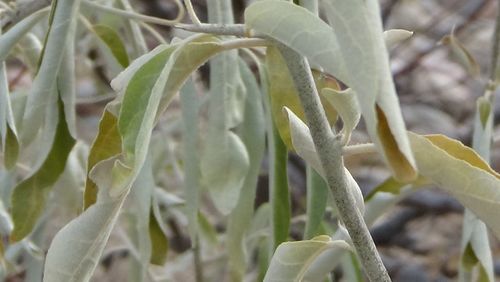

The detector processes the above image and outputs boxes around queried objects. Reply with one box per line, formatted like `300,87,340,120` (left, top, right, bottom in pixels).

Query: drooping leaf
200,43,249,214
83,108,122,209
264,235,351,282
92,24,130,67
180,77,201,240
21,0,80,145
408,133,500,240
321,87,360,145
11,99,75,241
383,29,413,49
245,0,417,182
227,60,266,280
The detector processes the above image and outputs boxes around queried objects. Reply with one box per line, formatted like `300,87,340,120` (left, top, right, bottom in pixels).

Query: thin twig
342,143,377,156
82,0,185,26
183,0,202,25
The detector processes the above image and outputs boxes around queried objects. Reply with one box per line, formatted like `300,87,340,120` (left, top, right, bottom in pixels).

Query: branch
277,43,391,282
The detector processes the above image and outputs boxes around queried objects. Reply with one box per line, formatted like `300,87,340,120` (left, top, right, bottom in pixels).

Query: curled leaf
264,235,351,282
321,88,360,145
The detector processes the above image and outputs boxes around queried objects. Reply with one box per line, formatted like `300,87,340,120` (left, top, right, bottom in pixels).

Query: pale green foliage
0,0,499,281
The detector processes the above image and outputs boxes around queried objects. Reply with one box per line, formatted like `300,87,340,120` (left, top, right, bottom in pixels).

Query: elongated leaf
264,235,351,282
21,0,81,145
180,78,201,240
200,50,249,213
11,100,75,241
245,0,417,182
227,60,266,280
92,24,130,67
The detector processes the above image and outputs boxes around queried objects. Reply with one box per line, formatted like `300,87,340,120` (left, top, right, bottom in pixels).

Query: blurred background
4,0,500,281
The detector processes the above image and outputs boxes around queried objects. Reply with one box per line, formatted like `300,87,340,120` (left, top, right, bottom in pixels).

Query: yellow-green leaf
83,108,122,209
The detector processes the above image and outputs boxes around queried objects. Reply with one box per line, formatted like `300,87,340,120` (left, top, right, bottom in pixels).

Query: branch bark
277,43,391,282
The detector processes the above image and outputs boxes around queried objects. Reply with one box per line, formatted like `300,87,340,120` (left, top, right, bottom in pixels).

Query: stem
175,23,247,37
277,44,391,282
81,0,184,26
193,236,203,282
343,143,377,156
221,38,268,50
184,0,202,25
